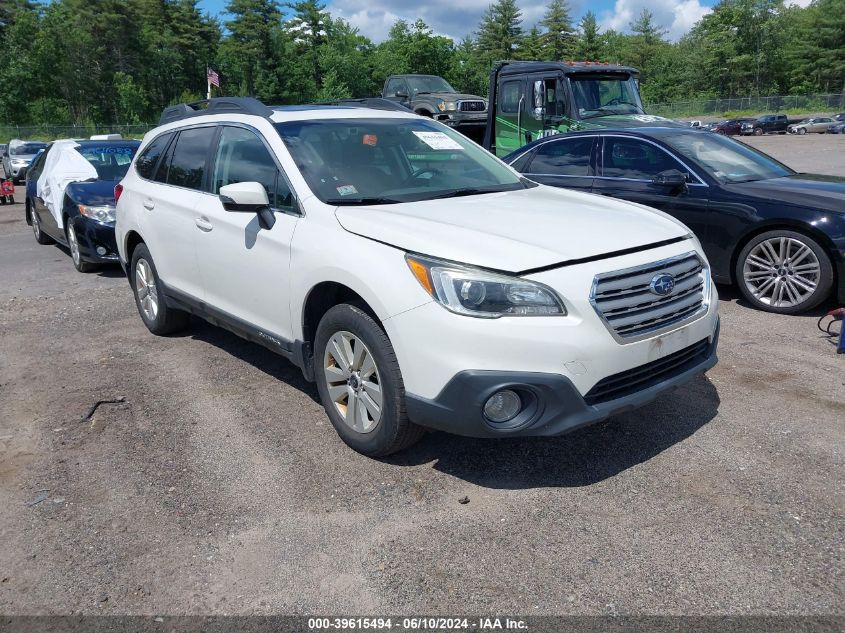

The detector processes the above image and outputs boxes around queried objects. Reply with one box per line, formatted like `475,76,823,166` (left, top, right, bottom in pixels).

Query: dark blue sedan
504,128,845,314
26,139,140,272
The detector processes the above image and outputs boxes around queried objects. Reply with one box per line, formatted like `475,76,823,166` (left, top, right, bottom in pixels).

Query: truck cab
483,61,665,157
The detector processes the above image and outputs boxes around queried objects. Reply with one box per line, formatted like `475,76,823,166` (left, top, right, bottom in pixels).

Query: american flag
207,67,220,88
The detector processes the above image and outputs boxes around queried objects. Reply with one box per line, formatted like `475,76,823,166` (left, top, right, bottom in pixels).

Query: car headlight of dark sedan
78,204,116,224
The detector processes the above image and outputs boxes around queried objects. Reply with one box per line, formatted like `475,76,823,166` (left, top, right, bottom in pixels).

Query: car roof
498,61,639,76
502,126,702,160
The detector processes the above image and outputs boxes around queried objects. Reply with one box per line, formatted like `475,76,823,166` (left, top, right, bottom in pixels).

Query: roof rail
158,97,274,125
312,98,413,113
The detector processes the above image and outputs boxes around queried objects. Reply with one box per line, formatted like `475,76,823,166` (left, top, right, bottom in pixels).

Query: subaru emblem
649,273,675,296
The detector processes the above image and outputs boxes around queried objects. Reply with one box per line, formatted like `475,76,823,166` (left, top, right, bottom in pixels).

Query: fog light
483,389,522,423
96,246,107,256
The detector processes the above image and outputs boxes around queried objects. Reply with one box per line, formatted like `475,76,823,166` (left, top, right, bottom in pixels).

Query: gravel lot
0,134,843,617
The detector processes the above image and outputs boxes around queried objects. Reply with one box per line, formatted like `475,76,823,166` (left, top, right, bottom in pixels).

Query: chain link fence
647,93,845,119
0,123,154,142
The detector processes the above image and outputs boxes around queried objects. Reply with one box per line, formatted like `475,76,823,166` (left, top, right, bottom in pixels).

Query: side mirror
395,90,409,99
652,169,688,189
219,181,275,229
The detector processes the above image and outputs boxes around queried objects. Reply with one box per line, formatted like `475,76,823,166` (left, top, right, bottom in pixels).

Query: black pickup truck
382,74,488,135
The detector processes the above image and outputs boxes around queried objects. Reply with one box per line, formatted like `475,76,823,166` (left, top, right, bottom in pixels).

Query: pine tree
576,11,602,60
476,0,523,62
520,26,545,60
540,0,575,61
221,0,282,97
287,0,329,92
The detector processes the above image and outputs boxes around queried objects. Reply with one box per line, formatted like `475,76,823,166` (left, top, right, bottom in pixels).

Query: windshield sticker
412,131,464,151
362,134,378,146
336,184,358,196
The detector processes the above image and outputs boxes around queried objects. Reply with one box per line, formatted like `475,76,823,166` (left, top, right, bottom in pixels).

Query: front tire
314,303,424,457
754,127,763,136
66,222,96,273
736,230,833,314
130,244,189,335
798,128,806,135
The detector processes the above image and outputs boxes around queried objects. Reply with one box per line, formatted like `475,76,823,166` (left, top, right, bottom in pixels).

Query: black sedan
26,139,140,272
504,128,845,314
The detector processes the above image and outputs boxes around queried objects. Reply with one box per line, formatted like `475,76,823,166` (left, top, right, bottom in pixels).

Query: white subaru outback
116,97,719,457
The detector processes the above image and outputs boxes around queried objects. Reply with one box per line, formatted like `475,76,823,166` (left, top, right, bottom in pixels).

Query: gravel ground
0,137,843,617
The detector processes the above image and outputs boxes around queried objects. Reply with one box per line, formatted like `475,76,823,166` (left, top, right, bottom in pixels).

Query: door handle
194,217,213,232
143,199,155,210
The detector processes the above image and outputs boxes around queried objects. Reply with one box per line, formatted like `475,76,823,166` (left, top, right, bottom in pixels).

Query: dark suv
382,75,487,132
742,114,788,136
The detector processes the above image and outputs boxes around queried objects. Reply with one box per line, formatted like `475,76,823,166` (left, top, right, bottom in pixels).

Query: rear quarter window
165,127,216,191
135,133,173,180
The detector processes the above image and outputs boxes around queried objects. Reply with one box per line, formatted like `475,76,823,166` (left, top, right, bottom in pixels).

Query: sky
196,0,726,43
328,0,820,41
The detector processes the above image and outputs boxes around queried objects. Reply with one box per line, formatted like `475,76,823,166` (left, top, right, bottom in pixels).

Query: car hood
334,186,689,272
725,174,845,214
10,154,37,162
64,179,119,206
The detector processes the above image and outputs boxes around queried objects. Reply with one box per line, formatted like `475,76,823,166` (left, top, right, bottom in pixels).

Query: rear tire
314,303,424,457
736,230,833,315
30,208,52,245
130,244,189,335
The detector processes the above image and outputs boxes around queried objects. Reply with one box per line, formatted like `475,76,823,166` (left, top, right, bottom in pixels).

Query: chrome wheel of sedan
323,330,382,434
134,258,159,321
742,236,821,308
31,210,41,239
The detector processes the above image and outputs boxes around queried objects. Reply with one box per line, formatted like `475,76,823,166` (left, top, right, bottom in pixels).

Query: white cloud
328,0,583,43
599,0,711,40
784,0,812,6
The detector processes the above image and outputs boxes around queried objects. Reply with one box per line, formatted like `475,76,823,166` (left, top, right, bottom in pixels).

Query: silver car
787,117,836,134
2,139,48,183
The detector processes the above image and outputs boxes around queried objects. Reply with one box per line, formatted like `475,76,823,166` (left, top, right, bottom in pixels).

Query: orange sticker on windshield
363,134,378,146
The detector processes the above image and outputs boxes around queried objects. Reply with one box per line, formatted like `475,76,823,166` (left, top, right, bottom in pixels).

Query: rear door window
499,81,522,113
166,127,216,191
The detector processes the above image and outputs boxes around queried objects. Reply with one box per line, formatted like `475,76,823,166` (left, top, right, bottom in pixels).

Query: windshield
76,144,138,180
275,118,528,205
406,76,456,95
11,142,47,156
662,132,793,183
570,74,644,119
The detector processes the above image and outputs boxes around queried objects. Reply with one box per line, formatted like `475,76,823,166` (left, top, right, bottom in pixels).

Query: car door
520,135,596,192
194,124,299,342
137,126,213,300
592,135,710,245
495,79,527,157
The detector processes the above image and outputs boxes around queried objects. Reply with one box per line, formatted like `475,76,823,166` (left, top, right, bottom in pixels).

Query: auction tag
412,131,464,150
336,184,358,196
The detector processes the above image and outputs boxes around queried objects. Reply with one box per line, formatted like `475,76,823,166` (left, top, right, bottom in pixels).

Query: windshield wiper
427,187,509,200
325,197,404,206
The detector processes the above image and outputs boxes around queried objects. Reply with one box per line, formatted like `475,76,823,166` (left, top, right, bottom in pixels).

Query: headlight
437,100,457,112
78,204,116,223
406,254,566,318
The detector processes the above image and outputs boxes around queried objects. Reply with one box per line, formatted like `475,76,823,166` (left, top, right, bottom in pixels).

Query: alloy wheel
31,211,40,239
742,236,821,309
323,330,383,434
67,224,81,266
134,258,159,321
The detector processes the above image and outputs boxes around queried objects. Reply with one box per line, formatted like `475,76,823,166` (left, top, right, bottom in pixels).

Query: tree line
0,0,842,126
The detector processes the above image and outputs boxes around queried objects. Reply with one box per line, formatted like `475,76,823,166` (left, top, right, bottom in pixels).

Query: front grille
584,338,710,405
590,252,708,341
459,100,486,112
